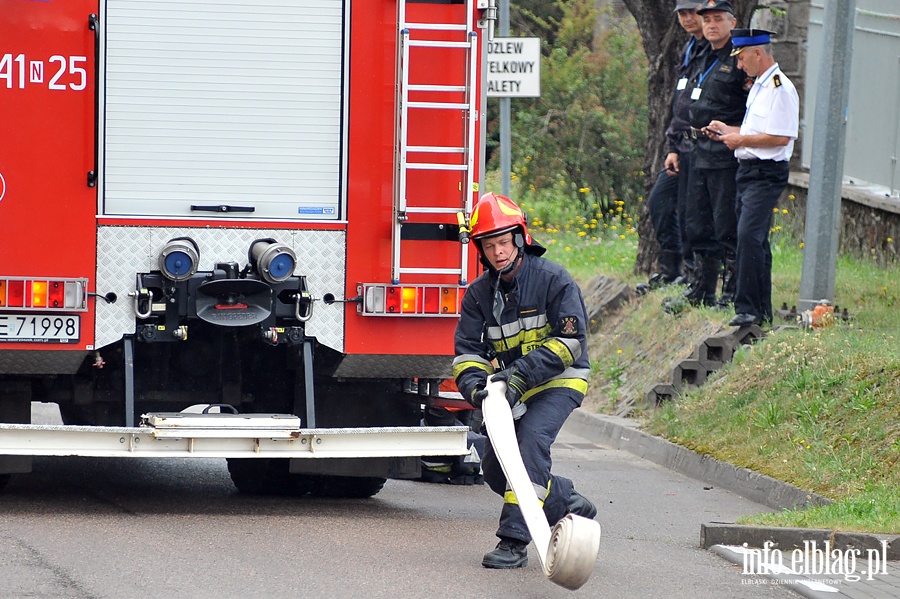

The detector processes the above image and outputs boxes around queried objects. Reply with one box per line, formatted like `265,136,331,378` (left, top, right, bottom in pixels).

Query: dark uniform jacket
452,253,591,404
666,36,711,156
689,38,749,169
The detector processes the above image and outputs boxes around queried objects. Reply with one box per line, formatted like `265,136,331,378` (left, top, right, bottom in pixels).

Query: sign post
488,35,540,197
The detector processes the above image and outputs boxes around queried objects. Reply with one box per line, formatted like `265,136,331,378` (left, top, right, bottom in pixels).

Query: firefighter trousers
481,388,581,544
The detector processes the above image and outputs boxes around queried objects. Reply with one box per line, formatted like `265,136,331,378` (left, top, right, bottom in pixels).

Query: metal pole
798,0,856,312
499,0,511,196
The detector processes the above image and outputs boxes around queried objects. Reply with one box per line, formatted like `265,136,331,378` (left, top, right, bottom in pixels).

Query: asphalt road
0,405,794,599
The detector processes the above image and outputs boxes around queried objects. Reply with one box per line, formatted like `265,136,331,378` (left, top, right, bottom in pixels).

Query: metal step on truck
0,0,496,497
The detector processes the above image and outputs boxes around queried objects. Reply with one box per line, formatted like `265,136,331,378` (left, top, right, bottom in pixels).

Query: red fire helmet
469,192,530,244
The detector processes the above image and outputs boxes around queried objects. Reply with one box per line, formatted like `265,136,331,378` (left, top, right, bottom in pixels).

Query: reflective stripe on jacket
453,253,590,403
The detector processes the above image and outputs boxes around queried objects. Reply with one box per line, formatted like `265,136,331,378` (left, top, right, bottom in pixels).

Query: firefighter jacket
452,252,591,405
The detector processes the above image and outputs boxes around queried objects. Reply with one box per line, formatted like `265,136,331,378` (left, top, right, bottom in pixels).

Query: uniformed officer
705,29,799,326
452,192,597,569
682,0,749,307
641,0,709,292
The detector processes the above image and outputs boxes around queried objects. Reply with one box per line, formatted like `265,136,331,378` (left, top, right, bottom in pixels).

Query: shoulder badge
559,316,578,337
773,74,782,88
719,64,733,73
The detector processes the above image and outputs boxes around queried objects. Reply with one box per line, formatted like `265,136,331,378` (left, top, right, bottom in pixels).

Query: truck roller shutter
101,0,345,220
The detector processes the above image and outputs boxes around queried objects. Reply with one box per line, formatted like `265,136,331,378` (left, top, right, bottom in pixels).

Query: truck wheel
226,458,312,496
311,475,386,499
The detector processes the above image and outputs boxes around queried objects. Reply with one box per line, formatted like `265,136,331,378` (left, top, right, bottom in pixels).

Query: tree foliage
490,0,648,223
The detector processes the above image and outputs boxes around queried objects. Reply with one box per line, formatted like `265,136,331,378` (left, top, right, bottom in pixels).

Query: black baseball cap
674,0,702,12
696,0,734,15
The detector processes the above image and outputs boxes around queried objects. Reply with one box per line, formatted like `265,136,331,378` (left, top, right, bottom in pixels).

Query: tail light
360,284,464,317
0,278,88,311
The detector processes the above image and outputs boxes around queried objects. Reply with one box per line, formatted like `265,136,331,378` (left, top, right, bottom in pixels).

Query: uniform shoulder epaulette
773,74,781,88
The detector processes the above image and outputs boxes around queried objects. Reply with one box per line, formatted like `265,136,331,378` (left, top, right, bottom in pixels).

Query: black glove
469,384,489,409
491,367,528,408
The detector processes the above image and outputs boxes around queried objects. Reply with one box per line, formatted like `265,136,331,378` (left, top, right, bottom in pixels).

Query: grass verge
530,202,900,533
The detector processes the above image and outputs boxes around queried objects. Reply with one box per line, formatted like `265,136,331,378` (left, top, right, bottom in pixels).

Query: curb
566,409,829,511
565,409,900,562
565,408,900,597
702,523,899,561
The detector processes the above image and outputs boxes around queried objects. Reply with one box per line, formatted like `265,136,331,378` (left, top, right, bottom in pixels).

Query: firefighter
452,192,597,569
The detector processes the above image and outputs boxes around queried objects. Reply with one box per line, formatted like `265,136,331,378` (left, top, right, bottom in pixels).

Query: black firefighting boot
683,253,719,307
716,255,737,309
482,537,529,569
567,489,598,520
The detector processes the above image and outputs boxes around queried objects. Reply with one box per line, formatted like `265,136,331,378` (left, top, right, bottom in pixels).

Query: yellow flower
578,187,590,193
578,231,587,237
772,207,779,213
617,349,623,354
799,242,805,248
888,238,894,243
789,194,795,200
619,234,626,240
564,246,571,252
781,209,788,214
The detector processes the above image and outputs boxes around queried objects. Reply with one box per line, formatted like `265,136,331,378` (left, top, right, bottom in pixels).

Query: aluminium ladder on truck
393,0,479,284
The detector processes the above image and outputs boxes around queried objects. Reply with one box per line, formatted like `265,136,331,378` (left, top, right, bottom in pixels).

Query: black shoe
567,490,598,520
729,313,760,327
482,537,528,569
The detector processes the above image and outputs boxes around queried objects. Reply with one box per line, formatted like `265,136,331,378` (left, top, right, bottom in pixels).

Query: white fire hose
482,379,602,590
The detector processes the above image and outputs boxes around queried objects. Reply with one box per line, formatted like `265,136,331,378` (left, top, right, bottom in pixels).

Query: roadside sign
487,37,540,98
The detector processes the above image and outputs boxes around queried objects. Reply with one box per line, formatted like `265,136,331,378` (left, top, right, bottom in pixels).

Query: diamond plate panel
332,355,453,379
95,226,346,351
0,351,88,375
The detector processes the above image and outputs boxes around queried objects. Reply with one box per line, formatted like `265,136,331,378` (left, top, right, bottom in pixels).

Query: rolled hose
482,379,602,590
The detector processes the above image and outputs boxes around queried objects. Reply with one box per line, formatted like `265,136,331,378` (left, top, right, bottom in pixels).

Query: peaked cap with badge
730,28,775,55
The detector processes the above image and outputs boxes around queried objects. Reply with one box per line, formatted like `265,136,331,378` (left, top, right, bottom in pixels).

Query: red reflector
0,280,5,307
7,280,25,307
48,281,65,308
214,303,249,310
423,287,440,313
385,287,401,313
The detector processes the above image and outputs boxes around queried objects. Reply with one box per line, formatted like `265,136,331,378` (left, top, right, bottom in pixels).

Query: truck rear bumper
0,421,468,459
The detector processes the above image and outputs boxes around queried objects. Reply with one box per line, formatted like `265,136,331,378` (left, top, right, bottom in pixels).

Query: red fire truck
0,0,494,496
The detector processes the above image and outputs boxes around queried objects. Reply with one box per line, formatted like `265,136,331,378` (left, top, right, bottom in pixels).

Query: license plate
0,314,80,343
